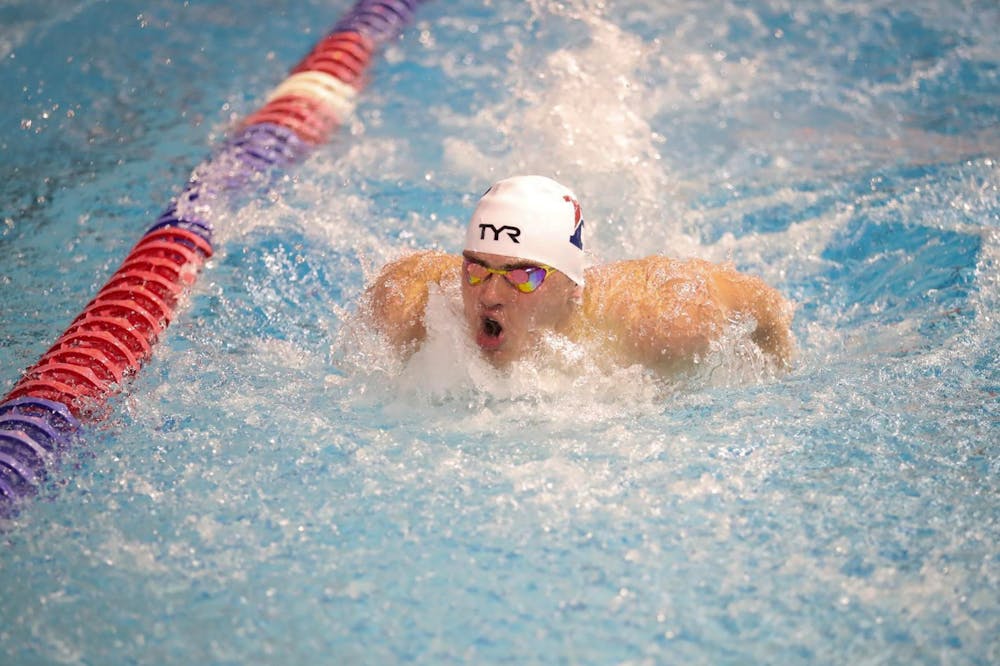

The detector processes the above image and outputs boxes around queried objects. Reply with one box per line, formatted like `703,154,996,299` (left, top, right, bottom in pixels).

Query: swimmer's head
461,176,584,366
463,175,585,286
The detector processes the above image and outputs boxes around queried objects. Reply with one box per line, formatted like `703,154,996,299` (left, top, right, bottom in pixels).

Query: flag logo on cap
565,195,584,251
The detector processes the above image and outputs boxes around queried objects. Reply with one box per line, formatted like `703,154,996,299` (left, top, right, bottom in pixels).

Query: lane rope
0,0,427,515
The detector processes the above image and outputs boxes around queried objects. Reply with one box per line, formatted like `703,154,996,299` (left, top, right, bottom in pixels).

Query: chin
474,337,521,368
477,345,512,368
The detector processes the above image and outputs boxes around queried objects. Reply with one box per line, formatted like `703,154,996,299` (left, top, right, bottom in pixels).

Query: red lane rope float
37,347,126,385
242,94,342,146
44,330,140,372
91,292,173,335
1,0,429,514
291,31,374,88
140,227,214,257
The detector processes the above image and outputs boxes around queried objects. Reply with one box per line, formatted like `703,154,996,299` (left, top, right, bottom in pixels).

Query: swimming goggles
462,258,555,294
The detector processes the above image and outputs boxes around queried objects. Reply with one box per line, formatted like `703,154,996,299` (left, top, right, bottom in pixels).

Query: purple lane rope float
0,0,425,515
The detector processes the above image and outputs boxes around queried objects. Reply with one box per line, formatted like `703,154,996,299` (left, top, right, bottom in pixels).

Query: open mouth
483,317,503,338
476,315,505,351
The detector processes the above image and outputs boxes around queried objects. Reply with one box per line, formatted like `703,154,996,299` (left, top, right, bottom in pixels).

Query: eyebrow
462,252,539,271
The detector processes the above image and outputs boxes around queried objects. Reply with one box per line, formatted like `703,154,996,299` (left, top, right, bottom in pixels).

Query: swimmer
364,175,794,373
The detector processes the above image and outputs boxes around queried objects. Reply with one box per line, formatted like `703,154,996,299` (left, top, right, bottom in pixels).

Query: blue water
2,0,998,664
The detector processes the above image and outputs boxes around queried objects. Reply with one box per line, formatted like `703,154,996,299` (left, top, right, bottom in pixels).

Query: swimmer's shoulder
377,250,462,283
364,251,461,349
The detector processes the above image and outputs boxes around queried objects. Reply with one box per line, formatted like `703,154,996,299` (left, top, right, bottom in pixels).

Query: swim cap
463,175,585,285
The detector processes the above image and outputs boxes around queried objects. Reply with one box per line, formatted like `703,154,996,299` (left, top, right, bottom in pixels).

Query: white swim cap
463,175,585,285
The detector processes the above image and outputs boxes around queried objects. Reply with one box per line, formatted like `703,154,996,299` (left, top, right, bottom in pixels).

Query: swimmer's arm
581,257,795,369
708,261,796,367
363,251,462,349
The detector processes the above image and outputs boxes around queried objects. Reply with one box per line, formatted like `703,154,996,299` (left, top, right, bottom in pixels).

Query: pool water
2,0,998,663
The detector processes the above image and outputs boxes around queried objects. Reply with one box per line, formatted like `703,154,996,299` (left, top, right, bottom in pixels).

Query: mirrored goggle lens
508,267,544,293
464,261,490,285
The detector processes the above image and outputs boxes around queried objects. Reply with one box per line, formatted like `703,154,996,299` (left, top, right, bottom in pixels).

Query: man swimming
363,175,794,373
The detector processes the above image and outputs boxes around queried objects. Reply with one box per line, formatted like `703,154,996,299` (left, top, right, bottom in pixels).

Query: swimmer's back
577,256,795,370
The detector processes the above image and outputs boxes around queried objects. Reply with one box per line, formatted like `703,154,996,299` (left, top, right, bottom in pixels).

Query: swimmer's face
461,250,580,366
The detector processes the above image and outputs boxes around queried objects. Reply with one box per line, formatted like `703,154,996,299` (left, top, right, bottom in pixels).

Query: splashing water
1,0,998,664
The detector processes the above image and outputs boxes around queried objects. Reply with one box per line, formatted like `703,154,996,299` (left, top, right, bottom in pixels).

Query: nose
478,273,514,308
